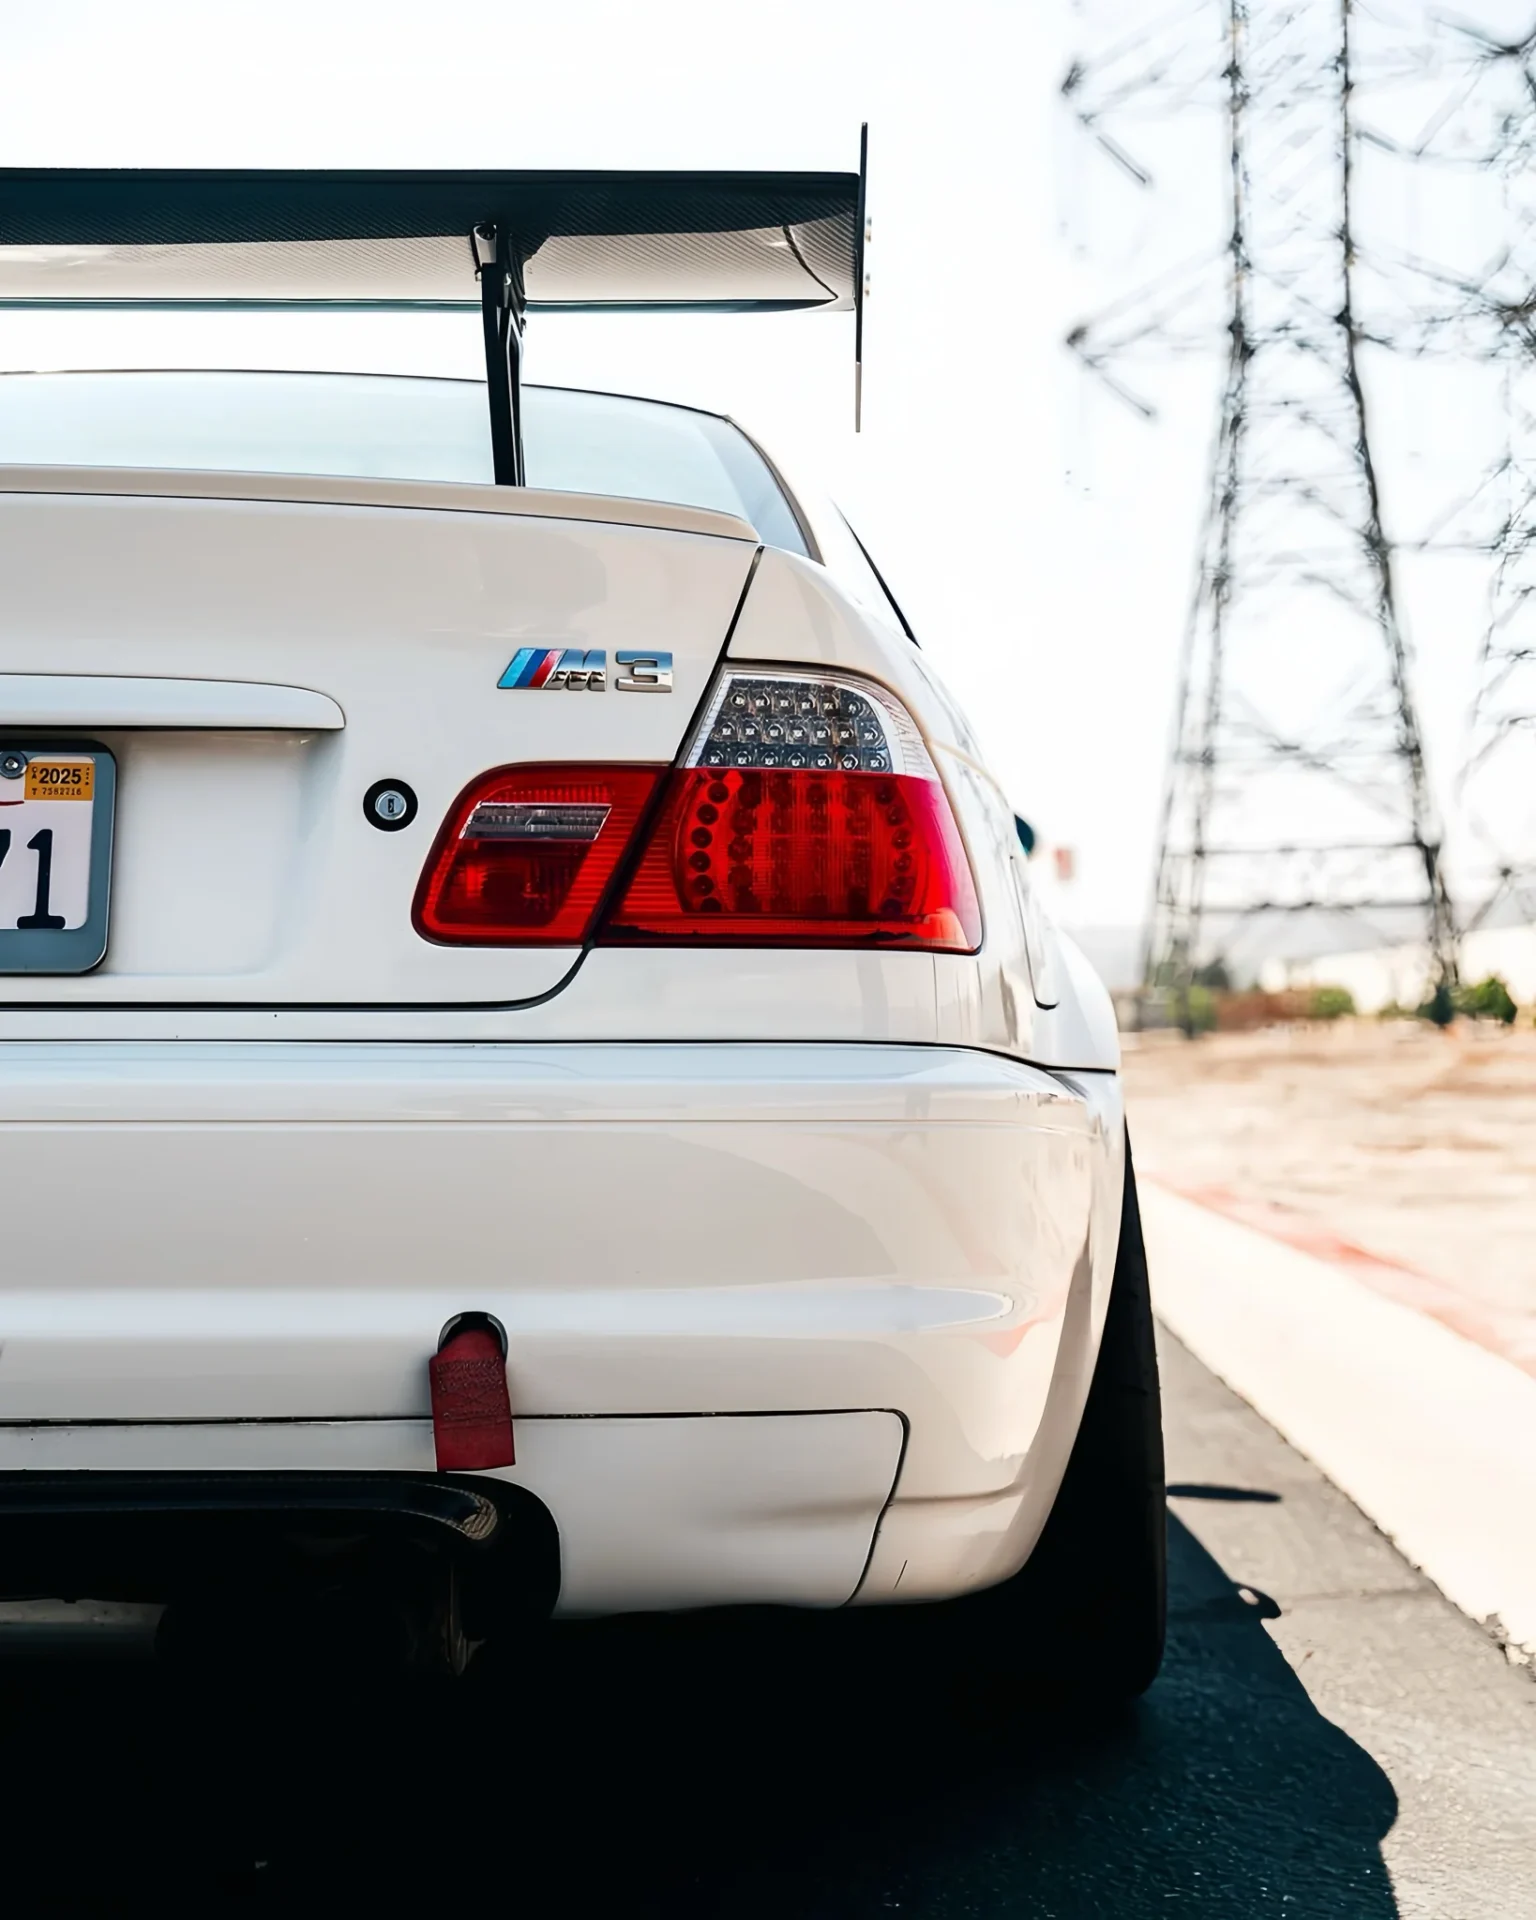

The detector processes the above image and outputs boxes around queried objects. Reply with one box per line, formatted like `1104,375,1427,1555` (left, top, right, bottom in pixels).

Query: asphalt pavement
2,1332,1531,1917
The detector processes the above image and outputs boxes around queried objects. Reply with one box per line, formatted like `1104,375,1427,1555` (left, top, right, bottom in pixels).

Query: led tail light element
600,670,981,951
413,765,659,944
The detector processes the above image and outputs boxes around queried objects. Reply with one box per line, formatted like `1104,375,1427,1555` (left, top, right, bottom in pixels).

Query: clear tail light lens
413,765,660,944
600,670,981,951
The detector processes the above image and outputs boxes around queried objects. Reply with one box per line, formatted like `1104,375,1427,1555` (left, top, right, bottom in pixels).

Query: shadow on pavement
0,1516,1398,1916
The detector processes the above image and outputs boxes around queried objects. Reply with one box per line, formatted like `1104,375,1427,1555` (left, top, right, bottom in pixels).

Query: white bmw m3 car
0,163,1163,1699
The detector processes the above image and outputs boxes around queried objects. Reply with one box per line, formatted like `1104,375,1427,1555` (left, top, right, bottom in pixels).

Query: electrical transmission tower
1459,28,1536,927
1356,17,1536,931
1070,0,1458,997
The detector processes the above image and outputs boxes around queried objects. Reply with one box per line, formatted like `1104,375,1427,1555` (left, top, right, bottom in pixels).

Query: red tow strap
429,1322,515,1470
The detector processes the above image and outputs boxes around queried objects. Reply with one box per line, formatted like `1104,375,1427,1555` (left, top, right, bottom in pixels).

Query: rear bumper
0,1041,1123,1608
0,1416,904,1615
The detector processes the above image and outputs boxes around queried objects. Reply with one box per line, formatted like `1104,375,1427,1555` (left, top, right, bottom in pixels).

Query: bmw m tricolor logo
498,647,607,691
498,649,673,692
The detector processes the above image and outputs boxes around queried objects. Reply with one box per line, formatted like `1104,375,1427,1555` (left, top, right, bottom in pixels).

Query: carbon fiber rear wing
0,141,869,480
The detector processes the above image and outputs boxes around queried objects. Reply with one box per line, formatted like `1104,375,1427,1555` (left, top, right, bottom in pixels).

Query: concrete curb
1141,1179,1536,1664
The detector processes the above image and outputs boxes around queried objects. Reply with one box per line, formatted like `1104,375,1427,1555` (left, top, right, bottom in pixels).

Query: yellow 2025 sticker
25,759,94,801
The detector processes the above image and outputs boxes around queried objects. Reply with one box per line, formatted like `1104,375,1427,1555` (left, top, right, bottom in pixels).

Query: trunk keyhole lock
364,779,418,832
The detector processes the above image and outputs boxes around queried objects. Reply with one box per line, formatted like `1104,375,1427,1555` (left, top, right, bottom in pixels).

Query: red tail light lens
413,765,660,944
412,674,981,952
599,670,981,951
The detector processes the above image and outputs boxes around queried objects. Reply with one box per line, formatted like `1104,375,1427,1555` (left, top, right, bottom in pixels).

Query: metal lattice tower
1466,373,1536,926
1066,0,1459,996
1460,31,1536,927
1140,0,1455,993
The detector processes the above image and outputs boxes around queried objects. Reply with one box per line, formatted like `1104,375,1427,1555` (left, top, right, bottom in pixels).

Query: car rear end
0,379,1124,1654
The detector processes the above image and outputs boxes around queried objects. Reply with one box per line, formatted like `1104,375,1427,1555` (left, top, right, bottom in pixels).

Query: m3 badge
497,649,672,692
498,648,607,691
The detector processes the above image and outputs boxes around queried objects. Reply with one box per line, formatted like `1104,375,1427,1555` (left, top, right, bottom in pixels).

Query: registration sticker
25,758,94,802
0,745,115,967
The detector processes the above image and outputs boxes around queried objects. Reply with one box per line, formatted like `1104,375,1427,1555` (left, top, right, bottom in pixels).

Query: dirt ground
1121,1019,1536,1377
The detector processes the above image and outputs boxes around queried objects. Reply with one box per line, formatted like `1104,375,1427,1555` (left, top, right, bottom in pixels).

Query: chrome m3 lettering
498,647,608,691
497,648,674,692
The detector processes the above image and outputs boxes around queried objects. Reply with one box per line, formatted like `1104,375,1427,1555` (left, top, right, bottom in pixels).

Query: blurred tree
1309,985,1356,1020
1420,980,1457,1027
1456,975,1518,1024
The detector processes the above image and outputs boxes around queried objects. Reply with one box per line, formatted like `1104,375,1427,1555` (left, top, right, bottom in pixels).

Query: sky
1,0,1528,978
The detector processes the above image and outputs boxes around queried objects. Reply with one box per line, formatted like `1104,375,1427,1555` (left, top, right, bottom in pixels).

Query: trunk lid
0,475,755,1005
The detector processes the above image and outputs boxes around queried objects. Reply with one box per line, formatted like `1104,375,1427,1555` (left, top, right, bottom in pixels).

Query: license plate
0,745,115,973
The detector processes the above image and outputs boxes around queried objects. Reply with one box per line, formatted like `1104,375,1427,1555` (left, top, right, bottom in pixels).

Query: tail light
599,670,981,950
413,765,659,943
413,670,981,952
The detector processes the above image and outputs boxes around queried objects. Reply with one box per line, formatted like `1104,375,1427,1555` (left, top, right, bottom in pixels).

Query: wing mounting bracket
475,223,527,486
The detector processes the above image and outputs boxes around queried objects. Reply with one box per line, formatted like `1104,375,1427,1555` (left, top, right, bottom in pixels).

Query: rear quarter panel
725,546,1118,1073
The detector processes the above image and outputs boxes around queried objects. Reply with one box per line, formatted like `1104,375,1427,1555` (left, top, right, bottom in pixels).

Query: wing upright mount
0,150,869,479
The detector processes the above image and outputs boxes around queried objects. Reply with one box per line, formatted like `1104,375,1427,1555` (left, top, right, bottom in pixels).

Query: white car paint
0,1413,907,1615
0,675,346,732
728,542,1110,1072
0,461,757,542
0,1041,1122,1603
0,486,756,1003
0,374,1123,1614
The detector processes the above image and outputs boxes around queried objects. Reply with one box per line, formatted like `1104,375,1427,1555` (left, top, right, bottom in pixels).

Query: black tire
932,1132,1167,1709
